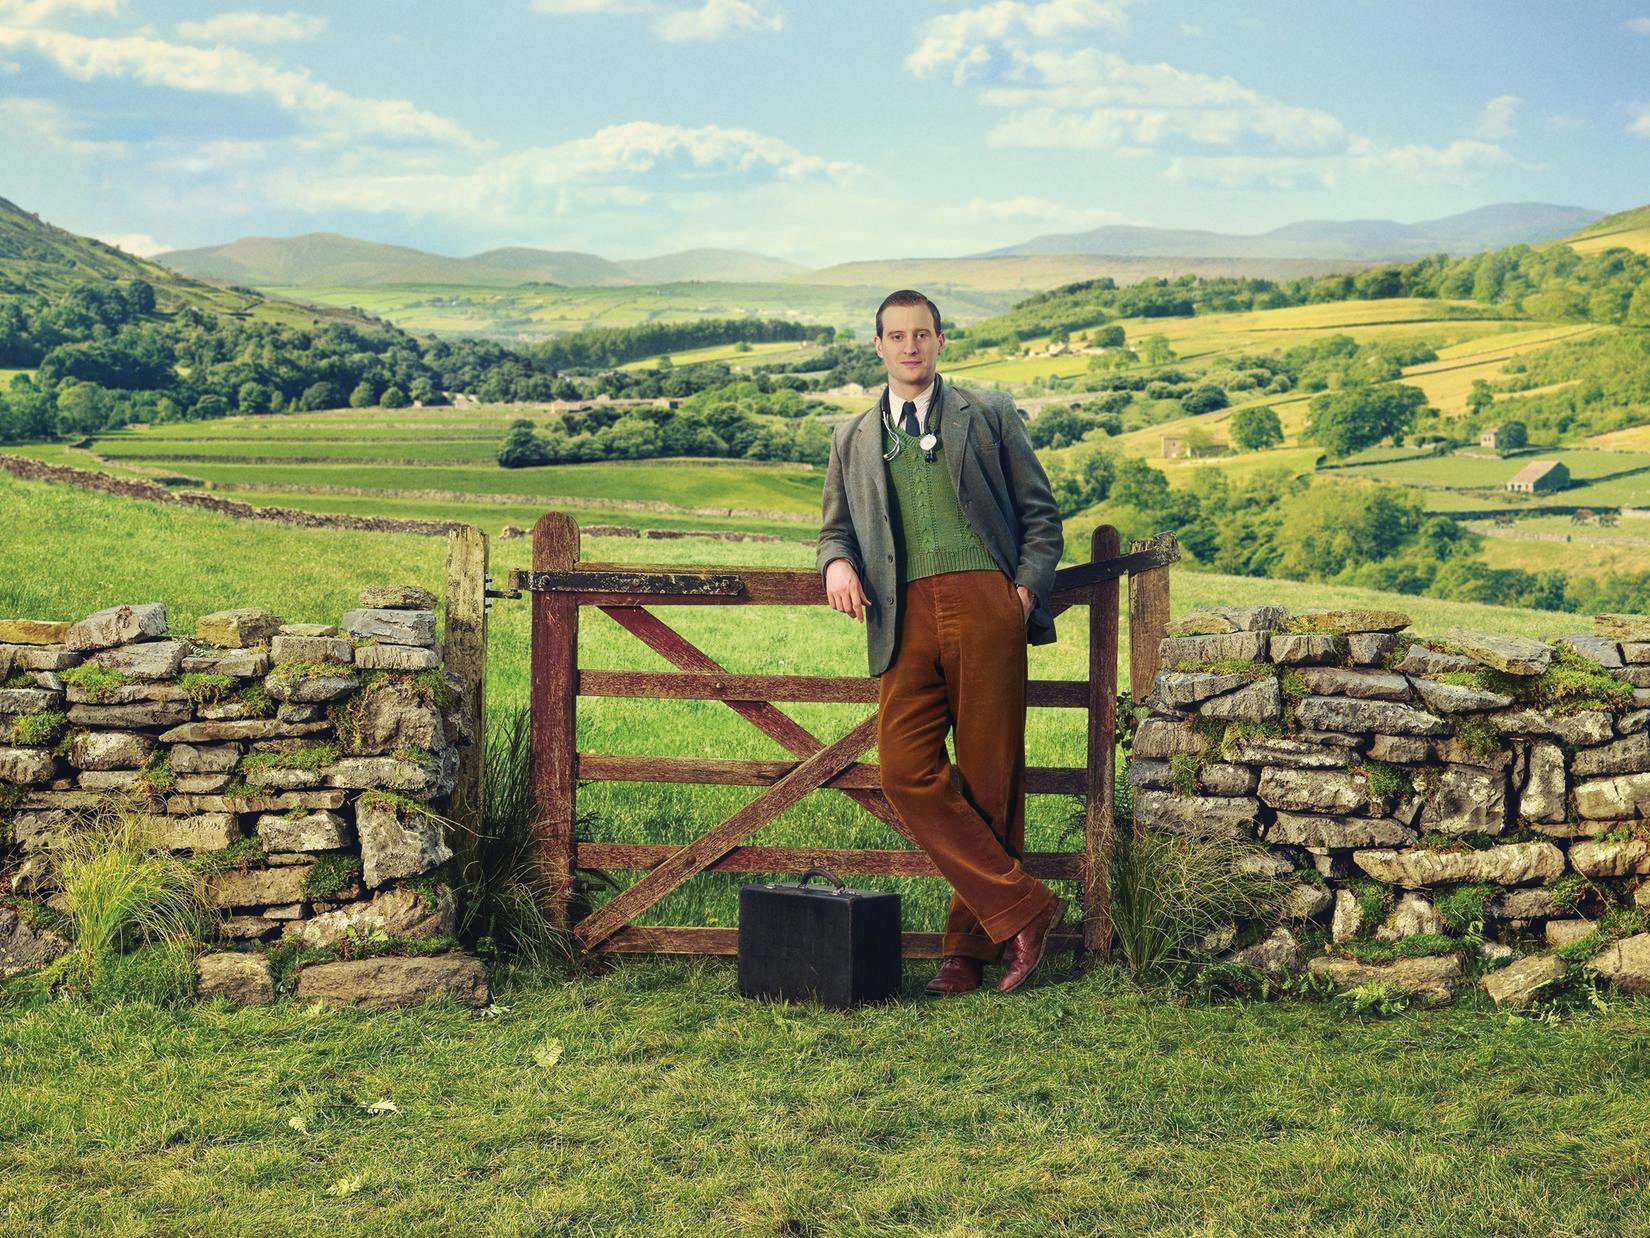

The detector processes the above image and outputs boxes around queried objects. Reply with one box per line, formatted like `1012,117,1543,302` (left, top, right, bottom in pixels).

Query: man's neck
888,373,936,403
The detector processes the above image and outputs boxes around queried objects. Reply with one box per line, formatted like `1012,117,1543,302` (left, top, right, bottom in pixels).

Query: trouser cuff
980,882,1056,943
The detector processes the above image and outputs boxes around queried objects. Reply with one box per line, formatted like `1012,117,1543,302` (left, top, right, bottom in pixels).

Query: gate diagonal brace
574,710,882,950
596,605,916,843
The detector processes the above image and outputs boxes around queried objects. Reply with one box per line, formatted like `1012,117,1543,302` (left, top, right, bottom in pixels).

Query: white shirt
889,377,936,434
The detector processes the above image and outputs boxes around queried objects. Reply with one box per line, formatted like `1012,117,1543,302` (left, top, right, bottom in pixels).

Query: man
816,289,1067,996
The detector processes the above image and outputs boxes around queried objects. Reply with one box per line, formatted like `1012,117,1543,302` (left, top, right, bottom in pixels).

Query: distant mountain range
976,203,1604,262
144,200,1617,294
155,233,806,288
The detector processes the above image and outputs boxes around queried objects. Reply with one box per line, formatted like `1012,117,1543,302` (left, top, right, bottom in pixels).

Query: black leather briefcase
737,867,902,1009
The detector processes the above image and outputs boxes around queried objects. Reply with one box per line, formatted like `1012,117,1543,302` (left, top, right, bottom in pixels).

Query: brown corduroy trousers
876,568,1057,962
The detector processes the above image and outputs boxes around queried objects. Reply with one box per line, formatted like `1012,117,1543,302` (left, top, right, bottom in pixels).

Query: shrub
1108,831,1291,985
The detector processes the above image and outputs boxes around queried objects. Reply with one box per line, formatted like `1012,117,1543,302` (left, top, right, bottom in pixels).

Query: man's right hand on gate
824,557,872,623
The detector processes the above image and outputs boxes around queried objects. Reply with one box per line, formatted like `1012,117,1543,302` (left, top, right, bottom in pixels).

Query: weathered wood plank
596,925,1087,957
443,525,488,846
1087,524,1122,955
530,512,580,937
576,842,1086,881
597,605,915,841
1128,531,1176,703
576,669,1088,709
572,711,881,950
573,752,1088,796
512,569,747,596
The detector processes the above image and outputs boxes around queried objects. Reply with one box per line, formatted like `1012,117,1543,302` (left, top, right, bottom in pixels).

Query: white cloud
272,120,858,222
0,0,120,24
1629,103,1650,138
176,10,328,44
1475,94,1519,141
93,231,165,256
906,0,1131,84
1346,136,1517,179
961,194,1131,233
0,95,127,156
532,0,651,12
0,25,478,146
654,0,781,41
1623,16,1650,34
980,49,1347,151
531,0,782,40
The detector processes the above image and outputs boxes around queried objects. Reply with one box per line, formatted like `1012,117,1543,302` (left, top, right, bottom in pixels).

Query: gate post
444,525,488,844
530,511,581,936
1084,524,1121,954
1128,531,1175,703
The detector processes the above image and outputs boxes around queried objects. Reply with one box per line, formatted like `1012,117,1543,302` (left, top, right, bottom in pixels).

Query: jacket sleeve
994,392,1064,609
816,427,865,584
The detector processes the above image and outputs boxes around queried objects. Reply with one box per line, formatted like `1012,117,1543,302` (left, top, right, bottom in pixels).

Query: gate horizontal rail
522,510,1177,960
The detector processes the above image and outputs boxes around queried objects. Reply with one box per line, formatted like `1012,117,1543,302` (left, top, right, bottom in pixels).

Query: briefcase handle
794,866,850,894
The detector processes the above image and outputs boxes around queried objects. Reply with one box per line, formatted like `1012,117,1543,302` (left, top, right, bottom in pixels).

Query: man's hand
825,557,872,622
1016,584,1034,624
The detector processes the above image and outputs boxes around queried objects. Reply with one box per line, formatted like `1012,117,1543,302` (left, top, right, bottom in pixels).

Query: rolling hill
156,233,805,289
980,203,1603,261
1563,203,1650,257
0,195,376,329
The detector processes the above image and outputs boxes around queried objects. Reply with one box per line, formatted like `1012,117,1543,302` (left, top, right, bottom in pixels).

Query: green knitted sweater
884,419,999,583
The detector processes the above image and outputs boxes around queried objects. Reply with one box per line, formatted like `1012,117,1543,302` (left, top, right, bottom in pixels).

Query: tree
497,419,550,468
1180,385,1229,416
1466,379,1494,418
298,382,340,411
1497,419,1528,450
349,379,378,408
1141,335,1175,366
1303,383,1428,458
1229,405,1283,452
380,385,408,408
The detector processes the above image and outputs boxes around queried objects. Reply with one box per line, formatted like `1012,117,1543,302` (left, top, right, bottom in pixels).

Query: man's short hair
875,289,941,338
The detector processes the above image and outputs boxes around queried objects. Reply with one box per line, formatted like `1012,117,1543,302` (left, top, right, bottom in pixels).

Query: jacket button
885,554,893,562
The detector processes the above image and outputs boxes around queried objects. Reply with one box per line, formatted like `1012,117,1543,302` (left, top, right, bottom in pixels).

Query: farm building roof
1508,460,1563,485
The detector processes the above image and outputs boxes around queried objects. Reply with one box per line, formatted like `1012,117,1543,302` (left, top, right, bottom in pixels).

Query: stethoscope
880,372,942,464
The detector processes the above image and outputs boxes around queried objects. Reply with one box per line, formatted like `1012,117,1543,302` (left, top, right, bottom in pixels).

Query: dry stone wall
0,588,487,1008
1134,604,1650,1007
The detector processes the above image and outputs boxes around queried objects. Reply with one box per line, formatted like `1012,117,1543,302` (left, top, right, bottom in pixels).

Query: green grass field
263,280,1019,340
6,469,1650,1231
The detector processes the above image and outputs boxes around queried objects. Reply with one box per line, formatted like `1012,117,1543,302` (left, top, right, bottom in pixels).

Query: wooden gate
514,511,1177,959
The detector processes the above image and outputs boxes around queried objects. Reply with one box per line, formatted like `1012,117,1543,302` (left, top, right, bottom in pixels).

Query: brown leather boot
997,896,1067,993
925,955,984,995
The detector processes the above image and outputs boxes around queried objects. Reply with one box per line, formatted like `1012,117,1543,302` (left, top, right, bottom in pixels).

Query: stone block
1296,668,1411,700
65,603,168,652
1258,767,1366,814
1295,696,1450,737
294,952,489,1009
195,952,275,1005
1480,954,1567,1007
1269,634,1339,665
196,608,283,649
340,608,437,649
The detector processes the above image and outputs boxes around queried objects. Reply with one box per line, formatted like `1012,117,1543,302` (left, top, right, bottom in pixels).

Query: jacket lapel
852,399,890,525
938,378,971,499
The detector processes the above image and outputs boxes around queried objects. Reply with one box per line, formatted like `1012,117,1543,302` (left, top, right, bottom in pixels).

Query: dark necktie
900,400,920,436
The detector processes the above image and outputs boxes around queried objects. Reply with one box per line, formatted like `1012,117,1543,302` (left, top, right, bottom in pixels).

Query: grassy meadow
6,468,1650,1231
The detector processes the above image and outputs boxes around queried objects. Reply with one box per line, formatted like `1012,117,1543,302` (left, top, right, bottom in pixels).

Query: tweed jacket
816,377,1065,677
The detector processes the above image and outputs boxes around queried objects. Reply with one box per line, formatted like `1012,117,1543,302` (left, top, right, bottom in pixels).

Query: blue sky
1,0,1647,267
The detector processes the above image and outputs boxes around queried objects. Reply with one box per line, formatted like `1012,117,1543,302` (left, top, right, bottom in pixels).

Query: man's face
875,302,944,390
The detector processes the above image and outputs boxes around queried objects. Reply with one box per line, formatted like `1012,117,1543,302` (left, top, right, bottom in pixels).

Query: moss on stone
9,709,68,748
179,672,236,704
302,852,362,901
1534,647,1634,715
1434,883,1496,932
59,663,138,700
1451,715,1501,760
241,741,340,776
